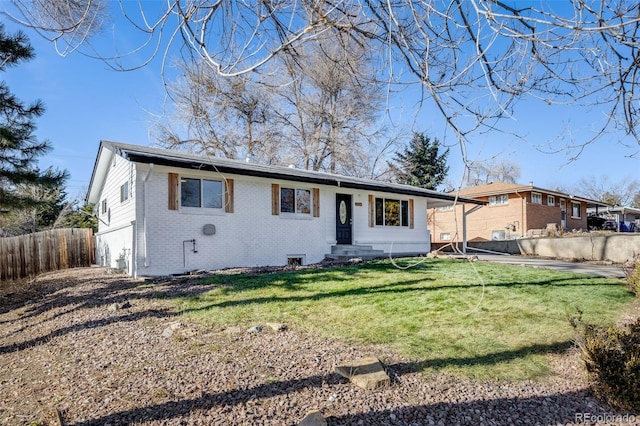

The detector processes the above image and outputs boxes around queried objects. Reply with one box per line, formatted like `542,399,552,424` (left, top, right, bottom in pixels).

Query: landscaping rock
223,326,243,334
335,357,390,390
266,322,287,332
107,301,132,311
2,266,633,426
298,410,326,426
246,325,262,334
162,322,183,337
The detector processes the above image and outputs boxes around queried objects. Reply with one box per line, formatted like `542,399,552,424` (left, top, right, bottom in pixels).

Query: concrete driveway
458,253,626,279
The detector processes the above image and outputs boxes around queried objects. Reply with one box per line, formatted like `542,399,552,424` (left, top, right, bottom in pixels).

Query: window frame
547,195,555,206
531,192,542,204
120,182,129,203
280,187,312,215
440,232,451,241
488,194,509,206
180,177,224,210
101,199,108,215
571,202,582,219
374,197,410,227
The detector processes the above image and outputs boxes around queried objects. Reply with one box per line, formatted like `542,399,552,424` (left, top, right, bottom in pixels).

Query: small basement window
287,256,305,266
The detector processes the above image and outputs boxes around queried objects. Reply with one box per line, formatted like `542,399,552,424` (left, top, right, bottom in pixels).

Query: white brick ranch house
87,141,482,277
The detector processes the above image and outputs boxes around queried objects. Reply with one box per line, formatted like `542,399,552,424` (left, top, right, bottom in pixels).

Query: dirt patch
0,267,635,425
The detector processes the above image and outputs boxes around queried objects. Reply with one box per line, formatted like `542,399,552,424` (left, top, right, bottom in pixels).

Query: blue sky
2,8,639,202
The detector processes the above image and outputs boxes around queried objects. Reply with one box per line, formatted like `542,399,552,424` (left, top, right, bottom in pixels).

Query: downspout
514,190,525,237
462,204,467,254
142,164,154,268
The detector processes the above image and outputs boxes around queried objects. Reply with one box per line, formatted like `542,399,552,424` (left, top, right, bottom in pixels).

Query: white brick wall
350,191,430,254
95,154,431,276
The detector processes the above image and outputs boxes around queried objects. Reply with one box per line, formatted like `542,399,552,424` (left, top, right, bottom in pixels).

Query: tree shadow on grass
388,341,575,375
181,274,623,314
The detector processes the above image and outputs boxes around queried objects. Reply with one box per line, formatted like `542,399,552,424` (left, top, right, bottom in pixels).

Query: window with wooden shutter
224,179,234,213
272,184,280,215
168,173,179,210
313,188,320,217
409,199,414,229
368,194,374,227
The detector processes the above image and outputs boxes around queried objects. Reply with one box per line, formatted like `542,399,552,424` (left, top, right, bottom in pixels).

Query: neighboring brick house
87,141,482,276
429,182,608,243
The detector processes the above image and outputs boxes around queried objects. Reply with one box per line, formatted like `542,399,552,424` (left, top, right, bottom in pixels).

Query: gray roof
87,141,485,208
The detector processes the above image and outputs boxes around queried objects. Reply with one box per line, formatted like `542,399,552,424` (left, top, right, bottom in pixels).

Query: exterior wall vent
203,224,216,235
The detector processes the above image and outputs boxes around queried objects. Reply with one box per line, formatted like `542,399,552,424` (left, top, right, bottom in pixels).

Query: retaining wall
463,234,640,263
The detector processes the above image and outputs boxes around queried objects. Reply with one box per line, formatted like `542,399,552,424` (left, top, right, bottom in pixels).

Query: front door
336,194,352,245
560,199,567,229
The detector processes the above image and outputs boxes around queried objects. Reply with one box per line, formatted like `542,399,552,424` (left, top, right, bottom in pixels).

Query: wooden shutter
271,184,280,215
168,173,179,210
368,194,374,227
409,199,415,229
224,179,234,213
312,188,320,217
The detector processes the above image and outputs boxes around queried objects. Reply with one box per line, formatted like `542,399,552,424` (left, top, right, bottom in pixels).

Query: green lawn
173,258,634,380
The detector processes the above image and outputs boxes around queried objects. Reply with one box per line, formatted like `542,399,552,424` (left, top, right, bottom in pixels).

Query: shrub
571,314,640,411
622,254,640,296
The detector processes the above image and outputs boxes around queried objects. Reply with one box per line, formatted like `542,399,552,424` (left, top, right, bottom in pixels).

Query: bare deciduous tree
272,34,389,176
466,159,521,186
6,1,640,152
158,34,394,177
575,175,640,207
157,60,281,163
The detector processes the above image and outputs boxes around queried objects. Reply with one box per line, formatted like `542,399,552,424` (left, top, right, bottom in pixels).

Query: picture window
375,197,409,227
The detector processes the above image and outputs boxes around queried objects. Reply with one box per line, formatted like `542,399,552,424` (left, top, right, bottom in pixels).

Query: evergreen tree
0,23,67,214
389,132,449,190
61,202,98,233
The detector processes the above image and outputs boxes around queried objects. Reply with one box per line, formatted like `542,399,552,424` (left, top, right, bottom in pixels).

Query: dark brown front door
336,194,352,245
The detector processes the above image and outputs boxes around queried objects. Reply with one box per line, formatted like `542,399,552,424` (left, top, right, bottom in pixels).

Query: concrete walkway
455,253,626,279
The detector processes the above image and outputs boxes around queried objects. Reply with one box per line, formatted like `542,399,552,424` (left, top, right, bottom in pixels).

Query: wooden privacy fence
0,228,95,281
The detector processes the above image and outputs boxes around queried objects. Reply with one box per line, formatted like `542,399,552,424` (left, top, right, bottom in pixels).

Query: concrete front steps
325,244,386,261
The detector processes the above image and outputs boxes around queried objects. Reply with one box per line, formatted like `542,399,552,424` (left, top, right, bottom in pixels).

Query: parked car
602,220,617,231
587,216,606,230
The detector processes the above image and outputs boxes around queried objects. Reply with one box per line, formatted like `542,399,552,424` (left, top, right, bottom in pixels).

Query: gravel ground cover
0,266,637,425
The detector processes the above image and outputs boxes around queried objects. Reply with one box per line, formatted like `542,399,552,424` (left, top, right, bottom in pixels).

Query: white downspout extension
462,204,467,254
142,164,154,268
